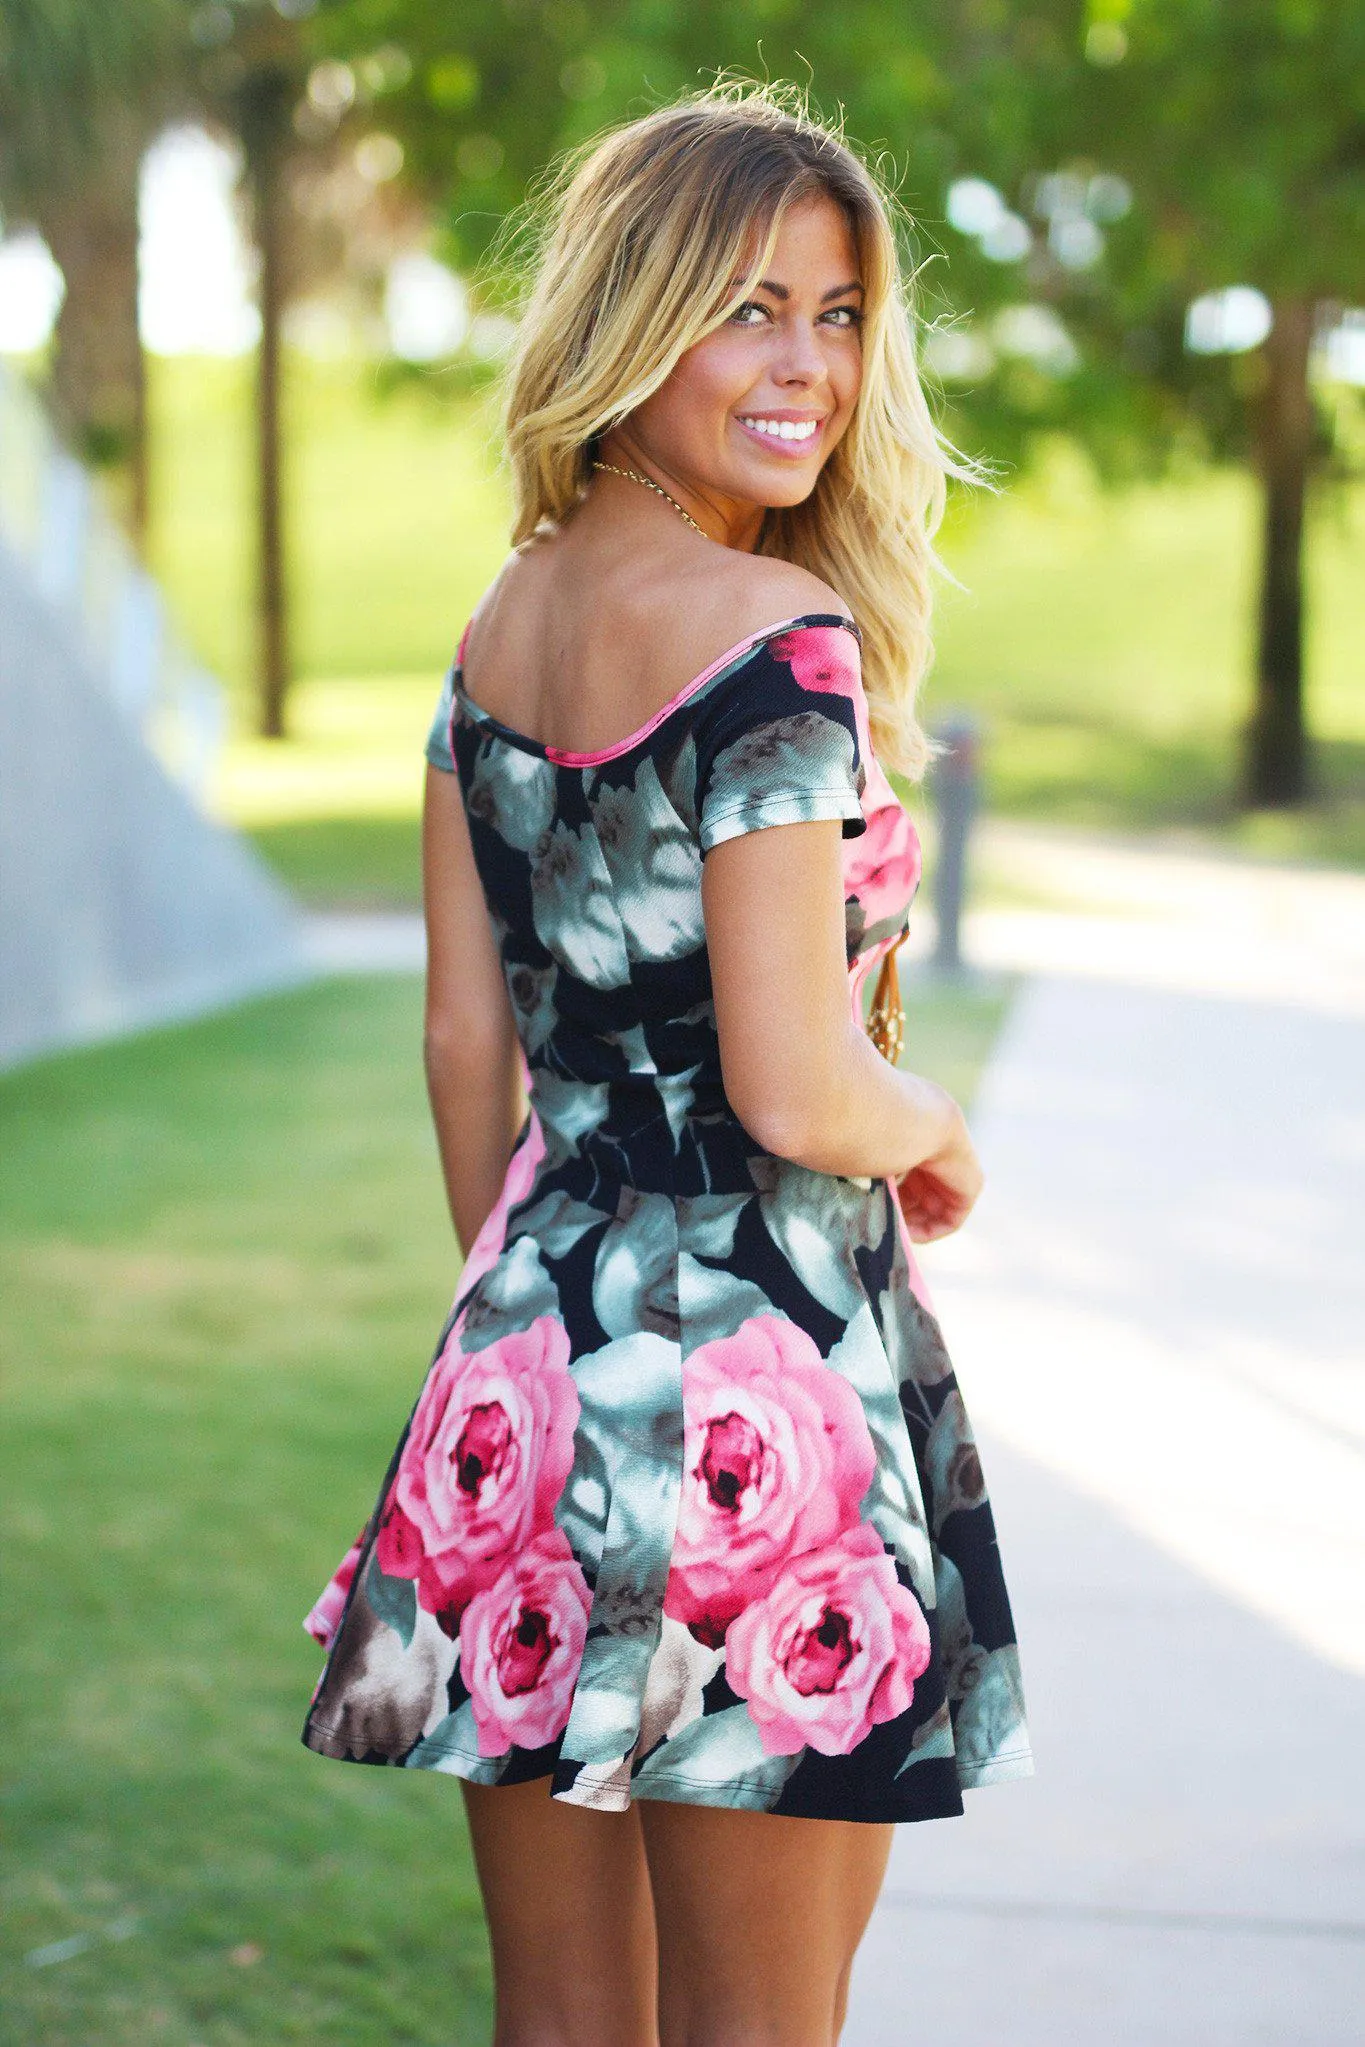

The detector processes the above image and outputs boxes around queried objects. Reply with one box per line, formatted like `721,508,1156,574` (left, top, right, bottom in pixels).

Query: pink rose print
845,795,921,929
769,626,860,702
450,1104,545,1324
663,1315,876,1645
725,1522,932,1757
303,1524,366,1649
376,1314,580,1627
458,1526,592,1756
771,624,922,929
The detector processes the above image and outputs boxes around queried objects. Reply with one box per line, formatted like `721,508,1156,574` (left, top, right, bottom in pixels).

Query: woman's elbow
423,1012,508,1077
725,1063,840,1167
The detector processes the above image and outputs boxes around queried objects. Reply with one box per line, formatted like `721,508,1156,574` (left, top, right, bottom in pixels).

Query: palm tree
0,0,183,540
2,0,328,736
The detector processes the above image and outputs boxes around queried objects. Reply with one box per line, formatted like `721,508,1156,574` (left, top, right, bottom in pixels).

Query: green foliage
310,2,1363,474
0,0,181,200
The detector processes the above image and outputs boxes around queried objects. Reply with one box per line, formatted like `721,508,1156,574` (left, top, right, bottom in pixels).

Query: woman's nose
772,318,828,383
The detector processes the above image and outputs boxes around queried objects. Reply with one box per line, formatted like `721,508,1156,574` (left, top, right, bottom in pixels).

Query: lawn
0,969,1010,2046
143,353,1365,904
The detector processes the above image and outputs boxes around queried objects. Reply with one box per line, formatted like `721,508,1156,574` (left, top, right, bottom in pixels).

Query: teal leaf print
924,1390,986,1538
531,820,631,989
457,1235,561,1349
527,1069,611,1153
827,1305,936,1604
954,1647,1030,1772
571,1332,683,1470
466,742,556,851
675,1193,747,1263
594,757,706,962
510,1186,606,1264
505,959,559,1053
750,1159,871,1321
365,1552,417,1648
676,1249,775,1353
634,1701,801,1806
897,1699,954,1772
405,1699,488,1771
593,1191,678,1340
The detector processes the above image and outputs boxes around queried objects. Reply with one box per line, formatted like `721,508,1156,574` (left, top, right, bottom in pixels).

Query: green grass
1,969,1008,2045
248,814,427,909
147,356,509,696
1,979,492,2047
930,442,1365,861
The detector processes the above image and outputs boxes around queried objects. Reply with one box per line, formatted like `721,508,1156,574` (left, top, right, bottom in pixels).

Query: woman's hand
893,1092,984,1243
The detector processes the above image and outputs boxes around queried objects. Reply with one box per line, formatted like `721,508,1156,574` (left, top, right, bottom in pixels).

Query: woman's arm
421,762,525,1258
703,816,982,1242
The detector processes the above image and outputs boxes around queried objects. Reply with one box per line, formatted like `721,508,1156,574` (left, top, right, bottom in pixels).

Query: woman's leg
637,1800,893,2047
461,1776,659,2047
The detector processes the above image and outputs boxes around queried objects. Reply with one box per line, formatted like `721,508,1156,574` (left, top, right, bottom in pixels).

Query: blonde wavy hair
487,76,988,782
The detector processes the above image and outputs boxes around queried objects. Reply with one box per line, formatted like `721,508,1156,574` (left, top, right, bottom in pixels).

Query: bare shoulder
709,552,853,631
460,543,545,659
670,554,854,677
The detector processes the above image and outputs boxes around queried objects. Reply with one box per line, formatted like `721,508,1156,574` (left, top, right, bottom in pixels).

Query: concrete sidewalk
844,971,1365,2045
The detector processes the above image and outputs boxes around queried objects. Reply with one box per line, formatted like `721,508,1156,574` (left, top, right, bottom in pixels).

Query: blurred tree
197,0,422,736
0,0,358,735
963,0,1365,806
315,0,1363,809
0,0,183,537
196,2,318,738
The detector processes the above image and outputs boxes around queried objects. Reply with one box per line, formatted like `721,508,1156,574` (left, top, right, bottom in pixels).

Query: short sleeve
424,664,456,773
693,620,869,857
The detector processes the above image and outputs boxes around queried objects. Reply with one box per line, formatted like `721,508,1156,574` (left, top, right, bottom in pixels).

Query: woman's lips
732,414,826,459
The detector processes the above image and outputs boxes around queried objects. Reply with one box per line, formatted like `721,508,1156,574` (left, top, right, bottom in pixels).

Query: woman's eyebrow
732,278,865,302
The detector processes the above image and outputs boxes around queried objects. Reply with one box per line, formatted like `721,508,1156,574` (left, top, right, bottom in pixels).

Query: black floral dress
300,610,1033,1822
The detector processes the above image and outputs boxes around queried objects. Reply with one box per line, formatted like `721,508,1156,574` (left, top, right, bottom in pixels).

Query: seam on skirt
305,1722,1035,1791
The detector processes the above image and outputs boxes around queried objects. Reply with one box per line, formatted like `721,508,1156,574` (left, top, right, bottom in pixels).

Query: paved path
844,968,1365,2045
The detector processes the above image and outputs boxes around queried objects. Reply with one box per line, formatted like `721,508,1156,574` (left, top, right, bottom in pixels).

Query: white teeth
739,417,819,442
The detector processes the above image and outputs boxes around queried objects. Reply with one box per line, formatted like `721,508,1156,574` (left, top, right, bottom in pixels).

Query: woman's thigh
460,1775,659,2047
637,1798,894,2047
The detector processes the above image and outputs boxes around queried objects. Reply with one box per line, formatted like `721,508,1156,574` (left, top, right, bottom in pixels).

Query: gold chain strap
865,935,906,1066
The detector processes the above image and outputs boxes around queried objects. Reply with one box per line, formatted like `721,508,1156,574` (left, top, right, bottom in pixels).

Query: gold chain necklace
591,459,708,535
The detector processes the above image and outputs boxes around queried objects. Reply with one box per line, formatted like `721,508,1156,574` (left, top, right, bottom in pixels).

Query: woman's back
447,582,877,1196
455,514,854,760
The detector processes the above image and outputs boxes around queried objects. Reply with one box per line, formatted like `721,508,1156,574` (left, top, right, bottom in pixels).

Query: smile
734,414,824,455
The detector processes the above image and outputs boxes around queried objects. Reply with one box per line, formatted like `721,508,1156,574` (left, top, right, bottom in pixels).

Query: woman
301,81,1032,2046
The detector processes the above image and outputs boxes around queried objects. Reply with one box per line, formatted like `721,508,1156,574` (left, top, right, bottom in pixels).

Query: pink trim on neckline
453,612,858,765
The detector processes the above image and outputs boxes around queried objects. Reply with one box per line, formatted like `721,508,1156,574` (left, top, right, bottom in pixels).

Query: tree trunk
1245,296,1316,808
40,138,149,546
240,81,293,740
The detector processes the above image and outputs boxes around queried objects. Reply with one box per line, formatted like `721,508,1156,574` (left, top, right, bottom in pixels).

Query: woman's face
603,191,864,549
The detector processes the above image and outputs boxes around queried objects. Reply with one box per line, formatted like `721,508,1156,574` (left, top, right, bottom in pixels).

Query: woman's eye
726,300,863,329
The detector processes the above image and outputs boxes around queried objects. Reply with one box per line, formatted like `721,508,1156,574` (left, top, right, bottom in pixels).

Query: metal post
931,713,981,975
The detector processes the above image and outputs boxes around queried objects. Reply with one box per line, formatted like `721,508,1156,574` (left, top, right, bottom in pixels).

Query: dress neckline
452,611,860,765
